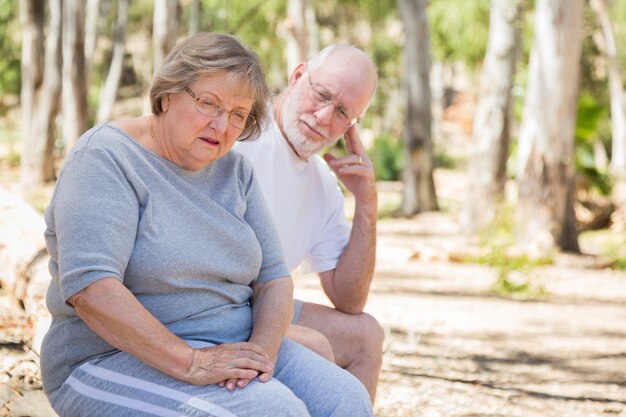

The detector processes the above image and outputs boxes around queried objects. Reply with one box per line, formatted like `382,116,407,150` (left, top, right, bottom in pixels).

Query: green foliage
365,134,461,183
434,151,459,169
491,274,547,301
428,0,490,69
580,229,626,270
366,25,402,121
4,150,20,166
0,0,21,104
464,207,551,300
194,0,287,89
378,199,401,219
611,0,626,72
369,134,403,181
575,90,612,196
312,0,401,133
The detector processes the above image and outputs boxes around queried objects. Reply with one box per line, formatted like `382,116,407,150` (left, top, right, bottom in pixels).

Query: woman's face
159,73,254,171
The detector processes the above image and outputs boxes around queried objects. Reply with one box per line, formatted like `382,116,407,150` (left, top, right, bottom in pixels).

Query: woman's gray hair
150,32,269,141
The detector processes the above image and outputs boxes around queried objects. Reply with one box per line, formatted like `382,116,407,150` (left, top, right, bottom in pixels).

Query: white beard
281,92,339,160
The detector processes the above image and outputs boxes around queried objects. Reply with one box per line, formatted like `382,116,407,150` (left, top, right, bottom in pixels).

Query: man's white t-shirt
234,112,351,274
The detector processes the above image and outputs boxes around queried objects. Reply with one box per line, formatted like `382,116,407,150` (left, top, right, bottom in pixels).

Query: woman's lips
199,136,219,147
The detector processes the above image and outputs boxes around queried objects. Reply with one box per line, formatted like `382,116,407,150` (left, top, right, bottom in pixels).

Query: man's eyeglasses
306,72,360,128
185,87,256,130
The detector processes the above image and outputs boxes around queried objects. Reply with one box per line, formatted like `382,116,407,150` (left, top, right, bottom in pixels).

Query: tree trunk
590,0,626,176
286,0,309,74
153,0,179,72
84,0,101,80
96,0,128,124
19,0,44,160
463,0,523,232
516,0,584,253
188,0,199,35
305,1,318,57
399,0,437,215
62,0,88,153
20,0,62,190
590,0,626,208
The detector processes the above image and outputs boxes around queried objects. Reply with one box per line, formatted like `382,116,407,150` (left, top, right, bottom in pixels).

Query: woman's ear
161,94,170,112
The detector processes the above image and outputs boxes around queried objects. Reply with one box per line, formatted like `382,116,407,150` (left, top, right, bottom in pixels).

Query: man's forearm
322,203,377,314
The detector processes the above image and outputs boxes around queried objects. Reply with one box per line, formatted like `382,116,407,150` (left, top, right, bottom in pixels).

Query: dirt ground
1,173,626,417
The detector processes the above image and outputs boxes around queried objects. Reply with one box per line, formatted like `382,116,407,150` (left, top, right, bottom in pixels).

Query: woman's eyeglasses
185,87,256,130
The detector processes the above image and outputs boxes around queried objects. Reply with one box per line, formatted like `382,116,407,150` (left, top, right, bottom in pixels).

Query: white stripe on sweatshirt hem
79,362,238,417
65,375,191,417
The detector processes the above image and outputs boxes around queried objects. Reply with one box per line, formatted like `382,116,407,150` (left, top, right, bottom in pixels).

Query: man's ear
288,63,307,86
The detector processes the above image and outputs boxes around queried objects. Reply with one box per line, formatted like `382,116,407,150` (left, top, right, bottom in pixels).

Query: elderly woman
40,33,373,417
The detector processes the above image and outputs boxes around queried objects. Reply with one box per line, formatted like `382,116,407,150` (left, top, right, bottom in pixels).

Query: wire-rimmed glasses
306,72,360,128
185,87,256,130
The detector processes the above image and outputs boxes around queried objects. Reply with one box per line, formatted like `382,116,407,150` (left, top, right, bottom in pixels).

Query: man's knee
287,324,335,362
297,303,384,359
352,312,385,353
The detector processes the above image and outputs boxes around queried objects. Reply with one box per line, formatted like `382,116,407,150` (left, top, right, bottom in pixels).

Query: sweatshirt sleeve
48,147,140,302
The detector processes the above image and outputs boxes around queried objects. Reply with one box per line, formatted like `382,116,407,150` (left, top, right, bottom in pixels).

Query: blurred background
1,1,626,416
2,0,625,259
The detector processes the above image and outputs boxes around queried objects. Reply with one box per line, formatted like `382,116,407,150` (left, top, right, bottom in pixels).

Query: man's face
280,63,373,160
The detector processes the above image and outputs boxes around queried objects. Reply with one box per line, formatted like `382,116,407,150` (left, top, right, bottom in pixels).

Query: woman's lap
49,339,372,417
274,340,373,417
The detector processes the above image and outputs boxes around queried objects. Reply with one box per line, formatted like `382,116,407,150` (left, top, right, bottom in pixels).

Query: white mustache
300,116,329,138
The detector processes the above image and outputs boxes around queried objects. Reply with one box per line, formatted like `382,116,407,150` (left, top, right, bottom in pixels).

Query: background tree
286,0,309,74
188,0,199,35
153,0,179,72
590,0,626,180
428,0,490,111
463,0,523,232
84,0,102,80
398,0,437,215
516,0,584,252
6,0,626,259
19,0,62,189
62,0,88,154
96,0,129,124
0,1,22,111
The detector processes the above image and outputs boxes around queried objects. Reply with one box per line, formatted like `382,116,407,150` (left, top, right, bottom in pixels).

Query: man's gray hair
307,44,378,102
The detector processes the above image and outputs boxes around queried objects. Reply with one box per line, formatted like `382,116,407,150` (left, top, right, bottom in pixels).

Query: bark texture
463,0,523,232
516,0,584,252
19,0,62,189
399,0,438,215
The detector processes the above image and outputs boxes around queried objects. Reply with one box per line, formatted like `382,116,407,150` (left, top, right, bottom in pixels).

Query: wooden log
0,186,51,353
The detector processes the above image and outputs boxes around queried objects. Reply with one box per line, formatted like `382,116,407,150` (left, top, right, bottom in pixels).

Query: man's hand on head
323,126,377,216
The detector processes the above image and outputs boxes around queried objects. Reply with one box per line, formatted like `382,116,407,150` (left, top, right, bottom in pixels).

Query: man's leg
295,302,384,403
287,324,335,362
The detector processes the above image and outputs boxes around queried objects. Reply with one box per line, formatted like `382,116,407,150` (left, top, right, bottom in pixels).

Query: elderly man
235,44,383,401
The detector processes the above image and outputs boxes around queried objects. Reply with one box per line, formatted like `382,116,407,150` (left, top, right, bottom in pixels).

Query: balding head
276,44,377,160
307,45,378,112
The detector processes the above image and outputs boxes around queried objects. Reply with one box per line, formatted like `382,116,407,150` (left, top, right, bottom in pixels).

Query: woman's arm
69,277,273,385
249,276,294,367
221,276,293,390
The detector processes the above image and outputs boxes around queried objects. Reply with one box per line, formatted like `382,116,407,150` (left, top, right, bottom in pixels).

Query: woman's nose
208,111,229,133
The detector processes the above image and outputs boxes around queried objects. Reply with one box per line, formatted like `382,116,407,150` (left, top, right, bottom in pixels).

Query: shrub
369,134,403,181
